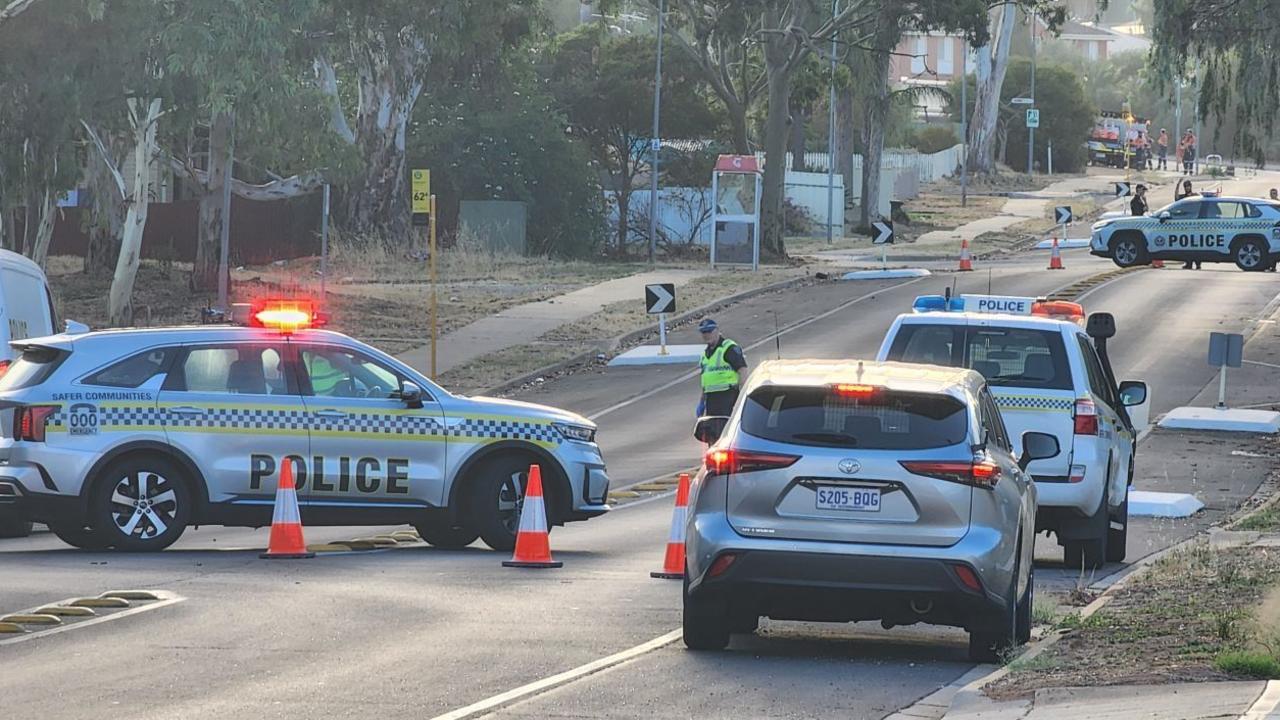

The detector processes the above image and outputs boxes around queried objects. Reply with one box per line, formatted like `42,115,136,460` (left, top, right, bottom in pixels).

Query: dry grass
436,342,594,395
988,544,1280,700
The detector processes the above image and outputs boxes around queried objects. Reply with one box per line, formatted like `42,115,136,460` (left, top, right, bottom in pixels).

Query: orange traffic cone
651,473,691,579
1048,237,1065,270
958,238,974,271
260,457,314,559
503,464,562,568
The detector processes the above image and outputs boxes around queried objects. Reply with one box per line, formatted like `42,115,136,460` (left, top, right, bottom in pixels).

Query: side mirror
1118,380,1148,407
1019,431,1060,471
1158,210,1171,222
694,416,730,444
64,319,90,335
398,381,424,408
1086,312,1116,340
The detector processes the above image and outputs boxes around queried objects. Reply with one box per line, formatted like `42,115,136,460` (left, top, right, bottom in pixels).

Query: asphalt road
3,249,1280,720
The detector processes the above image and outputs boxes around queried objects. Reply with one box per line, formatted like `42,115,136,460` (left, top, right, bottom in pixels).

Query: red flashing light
900,460,1002,489
249,299,326,333
0,359,11,379
15,405,57,442
704,447,800,476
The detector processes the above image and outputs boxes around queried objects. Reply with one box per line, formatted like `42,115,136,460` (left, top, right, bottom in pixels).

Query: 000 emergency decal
66,403,100,436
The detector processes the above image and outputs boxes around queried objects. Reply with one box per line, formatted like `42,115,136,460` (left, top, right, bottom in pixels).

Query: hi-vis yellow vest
700,339,740,393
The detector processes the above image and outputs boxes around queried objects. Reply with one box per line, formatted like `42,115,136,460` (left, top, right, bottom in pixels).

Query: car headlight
554,422,597,443
1092,220,1113,231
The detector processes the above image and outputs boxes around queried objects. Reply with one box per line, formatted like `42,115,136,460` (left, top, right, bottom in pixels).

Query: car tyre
89,455,192,552
414,520,479,549
467,454,549,553
1106,493,1128,564
49,522,111,550
969,566,1018,663
1110,234,1146,268
683,574,730,651
729,607,760,635
1234,238,1267,272
1015,561,1034,645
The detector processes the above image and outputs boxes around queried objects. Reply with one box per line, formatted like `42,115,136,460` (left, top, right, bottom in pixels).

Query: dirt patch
987,545,1280,700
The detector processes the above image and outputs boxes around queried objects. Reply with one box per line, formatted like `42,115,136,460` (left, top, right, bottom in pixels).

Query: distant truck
1087,110,1147,169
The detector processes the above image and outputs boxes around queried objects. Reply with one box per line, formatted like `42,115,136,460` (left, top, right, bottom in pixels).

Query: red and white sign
714,154,760,174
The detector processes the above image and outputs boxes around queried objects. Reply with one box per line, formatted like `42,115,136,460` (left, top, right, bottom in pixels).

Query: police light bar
1030,300,1085,324
247,299,327,333
912,295,965,313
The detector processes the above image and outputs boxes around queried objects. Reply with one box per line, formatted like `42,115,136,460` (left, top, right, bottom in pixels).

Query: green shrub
912,126,959,154
1216,650,1280,679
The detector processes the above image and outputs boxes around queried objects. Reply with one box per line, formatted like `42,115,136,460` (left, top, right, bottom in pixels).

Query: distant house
1033,16,1114,61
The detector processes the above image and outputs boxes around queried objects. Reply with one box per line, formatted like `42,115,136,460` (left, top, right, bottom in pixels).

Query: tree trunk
30,188,55,268
790,106,808,172
192,110,234,292
331,32,425,243
84,143,123,275
728,104,751,155
108,98,161,327
614,182,631,252
859,6,900,230
761,42,794,258
967,4,1016,174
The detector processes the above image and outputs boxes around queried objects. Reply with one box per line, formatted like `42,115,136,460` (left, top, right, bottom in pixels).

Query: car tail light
1074,398,1099,435
708,553,738,578
900,460,1002,489
0,359,11,379
704,447,800,476
14,405,57,442
832,383,884,400
1069,464,1087,483
952,564,984,594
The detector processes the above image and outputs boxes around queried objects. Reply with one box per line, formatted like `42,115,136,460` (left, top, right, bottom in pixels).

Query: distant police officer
1130,184,1148,216
698,318,748,417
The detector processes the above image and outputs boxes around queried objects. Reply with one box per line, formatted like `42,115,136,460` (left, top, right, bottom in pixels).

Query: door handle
169,406,205,416
315,409,349,419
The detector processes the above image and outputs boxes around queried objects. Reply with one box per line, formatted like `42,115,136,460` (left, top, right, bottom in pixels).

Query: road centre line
587,276,931,422
428,629,682,720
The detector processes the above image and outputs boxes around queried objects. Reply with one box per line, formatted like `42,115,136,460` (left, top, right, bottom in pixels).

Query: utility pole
1027,11,1036,175
960,44,968,208
647,0,665,265
825,0,839,244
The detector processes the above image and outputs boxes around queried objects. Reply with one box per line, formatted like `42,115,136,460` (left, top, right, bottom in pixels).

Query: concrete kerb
481,274,817,397
923,475,1280,719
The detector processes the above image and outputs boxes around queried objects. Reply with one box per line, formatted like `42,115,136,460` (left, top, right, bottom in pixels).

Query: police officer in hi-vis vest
697,318,748,417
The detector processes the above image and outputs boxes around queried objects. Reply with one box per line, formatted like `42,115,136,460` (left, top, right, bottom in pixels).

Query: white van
0,248,62,538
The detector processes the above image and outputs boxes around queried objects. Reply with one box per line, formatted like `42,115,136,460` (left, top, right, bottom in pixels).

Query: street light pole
960,44,968,208
1027,12,1036,174
647,0,665,265
825,0,839,244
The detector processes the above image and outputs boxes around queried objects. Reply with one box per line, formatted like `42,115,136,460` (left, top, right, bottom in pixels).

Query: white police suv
877,294,1150,569
1091,195,1280,271
0,300,609,552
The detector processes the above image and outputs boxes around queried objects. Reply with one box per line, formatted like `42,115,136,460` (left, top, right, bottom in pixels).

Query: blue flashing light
912,295,965,313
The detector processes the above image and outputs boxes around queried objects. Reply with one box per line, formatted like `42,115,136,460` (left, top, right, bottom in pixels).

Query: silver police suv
0,320,609,552
685,360,1058,661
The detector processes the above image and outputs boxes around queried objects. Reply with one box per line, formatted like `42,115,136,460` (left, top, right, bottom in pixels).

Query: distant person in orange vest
1180,130,1197,175
1155,129,1169,171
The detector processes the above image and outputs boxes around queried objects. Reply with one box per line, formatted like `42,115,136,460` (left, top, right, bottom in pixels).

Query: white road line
428,629,681,720
1244,359,1280,370
587,276,931,421
1239,680,1280,720
0,591,185,646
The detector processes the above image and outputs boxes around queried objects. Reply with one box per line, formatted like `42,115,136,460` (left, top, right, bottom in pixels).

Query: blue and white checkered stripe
45,404,562,445
993,395,1074,413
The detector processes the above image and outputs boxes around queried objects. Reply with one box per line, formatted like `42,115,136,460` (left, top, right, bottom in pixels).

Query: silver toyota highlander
684,360,1058,661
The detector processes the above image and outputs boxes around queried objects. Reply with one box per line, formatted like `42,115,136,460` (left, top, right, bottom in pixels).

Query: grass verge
986,543,1280,700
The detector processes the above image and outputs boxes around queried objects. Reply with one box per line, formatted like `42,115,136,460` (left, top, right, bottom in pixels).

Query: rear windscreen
0,346,66,391
740,386,969,450
887,324,1072,391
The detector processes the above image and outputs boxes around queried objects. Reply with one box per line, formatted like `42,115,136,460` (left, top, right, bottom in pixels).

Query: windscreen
887,324,1072,391
740,386,969,450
